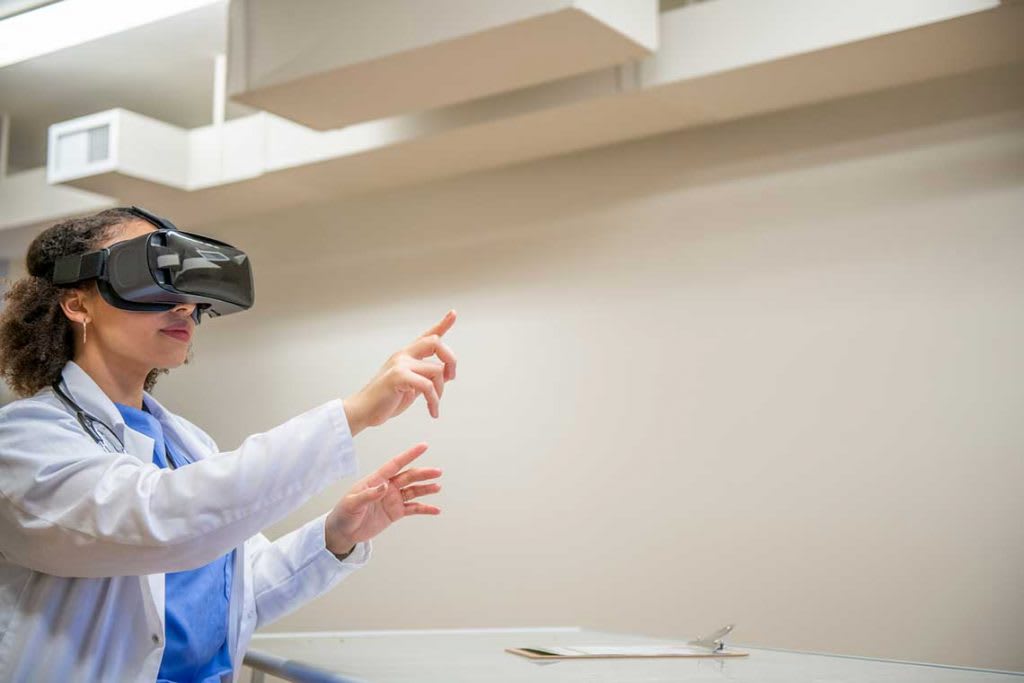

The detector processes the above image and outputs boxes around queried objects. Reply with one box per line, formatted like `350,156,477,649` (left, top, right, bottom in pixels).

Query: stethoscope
52,380,126,454
51,380,187,469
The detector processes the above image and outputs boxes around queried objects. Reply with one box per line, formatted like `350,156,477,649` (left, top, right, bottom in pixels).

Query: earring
81,320,88,345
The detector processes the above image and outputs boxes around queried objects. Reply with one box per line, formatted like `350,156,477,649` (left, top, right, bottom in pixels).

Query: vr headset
51,206,254,324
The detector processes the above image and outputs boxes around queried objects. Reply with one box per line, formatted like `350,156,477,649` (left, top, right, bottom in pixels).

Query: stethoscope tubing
50,380,188,468
52,380,127,454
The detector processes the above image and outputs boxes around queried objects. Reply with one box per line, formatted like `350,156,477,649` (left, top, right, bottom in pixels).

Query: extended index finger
421,309,457,339
374,442,430,482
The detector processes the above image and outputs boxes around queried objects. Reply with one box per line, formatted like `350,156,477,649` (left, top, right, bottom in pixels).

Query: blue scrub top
115,401,234,683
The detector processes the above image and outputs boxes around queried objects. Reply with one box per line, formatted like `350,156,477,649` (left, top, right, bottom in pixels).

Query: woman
0,207,457,682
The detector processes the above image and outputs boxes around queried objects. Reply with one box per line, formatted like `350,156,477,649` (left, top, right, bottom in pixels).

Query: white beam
212,53,227,127
228,0,658,130
0,167,114,232
0,113,9,178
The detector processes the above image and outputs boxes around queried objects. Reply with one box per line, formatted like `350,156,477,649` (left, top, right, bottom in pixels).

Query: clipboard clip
687,624,734,652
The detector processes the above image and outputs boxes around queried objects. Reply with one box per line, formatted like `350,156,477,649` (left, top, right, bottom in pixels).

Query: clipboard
507,625,747,660
506,645,749,660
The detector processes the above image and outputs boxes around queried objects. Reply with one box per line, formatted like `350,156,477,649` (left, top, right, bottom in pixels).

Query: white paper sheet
535,645,723,657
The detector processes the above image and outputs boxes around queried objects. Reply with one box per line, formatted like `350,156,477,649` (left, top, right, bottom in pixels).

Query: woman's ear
59,288,91,325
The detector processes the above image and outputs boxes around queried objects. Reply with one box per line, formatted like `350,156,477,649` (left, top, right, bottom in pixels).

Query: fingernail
376,482,387,492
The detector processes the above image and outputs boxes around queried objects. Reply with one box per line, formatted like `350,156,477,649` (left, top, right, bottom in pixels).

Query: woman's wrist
342,395,367,437
324,512,356,557
330,541,356,560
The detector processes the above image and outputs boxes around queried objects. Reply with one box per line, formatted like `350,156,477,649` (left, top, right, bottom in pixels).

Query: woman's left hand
324,442,442,556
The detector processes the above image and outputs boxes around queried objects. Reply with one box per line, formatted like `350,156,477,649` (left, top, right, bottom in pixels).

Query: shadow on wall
206,63,1024,330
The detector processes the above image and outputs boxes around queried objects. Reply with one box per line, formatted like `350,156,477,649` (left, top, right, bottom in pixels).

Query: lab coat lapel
59,361,166,632
142,392,236,655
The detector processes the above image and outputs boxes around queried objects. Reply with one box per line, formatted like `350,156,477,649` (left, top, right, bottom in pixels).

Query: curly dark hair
0,208,170,397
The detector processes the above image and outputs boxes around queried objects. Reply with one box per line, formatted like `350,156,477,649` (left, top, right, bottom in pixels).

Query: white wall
148,67,1024,671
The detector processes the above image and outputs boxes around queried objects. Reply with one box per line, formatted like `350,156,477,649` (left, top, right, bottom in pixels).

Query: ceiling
0,0,254,171
2,0,1020,230
0,0,705,173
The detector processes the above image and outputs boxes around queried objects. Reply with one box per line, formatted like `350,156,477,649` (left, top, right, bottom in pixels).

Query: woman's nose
174,303,202,325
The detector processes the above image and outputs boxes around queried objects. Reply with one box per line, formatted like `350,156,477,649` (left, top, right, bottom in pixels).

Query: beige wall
153,67,1024,671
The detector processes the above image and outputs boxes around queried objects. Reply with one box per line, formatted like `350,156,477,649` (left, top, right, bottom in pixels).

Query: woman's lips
160,328,191,343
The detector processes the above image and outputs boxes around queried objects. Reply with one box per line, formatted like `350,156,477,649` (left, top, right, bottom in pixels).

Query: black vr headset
51,206,254,324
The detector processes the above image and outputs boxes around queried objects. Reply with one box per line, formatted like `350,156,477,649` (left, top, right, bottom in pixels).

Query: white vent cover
47,109,187,188
59,124,110,165
48,112,116,183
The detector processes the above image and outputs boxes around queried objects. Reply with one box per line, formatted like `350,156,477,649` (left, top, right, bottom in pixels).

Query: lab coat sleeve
0,398,357,578
246,515,371,629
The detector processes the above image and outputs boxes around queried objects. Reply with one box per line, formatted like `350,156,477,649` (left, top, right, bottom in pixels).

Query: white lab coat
0,361,370,682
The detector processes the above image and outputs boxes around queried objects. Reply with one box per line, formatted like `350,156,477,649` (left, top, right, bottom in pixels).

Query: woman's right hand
342,310,458,436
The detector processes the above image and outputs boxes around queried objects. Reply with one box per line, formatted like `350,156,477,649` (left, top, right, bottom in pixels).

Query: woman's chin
153,350,189,369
